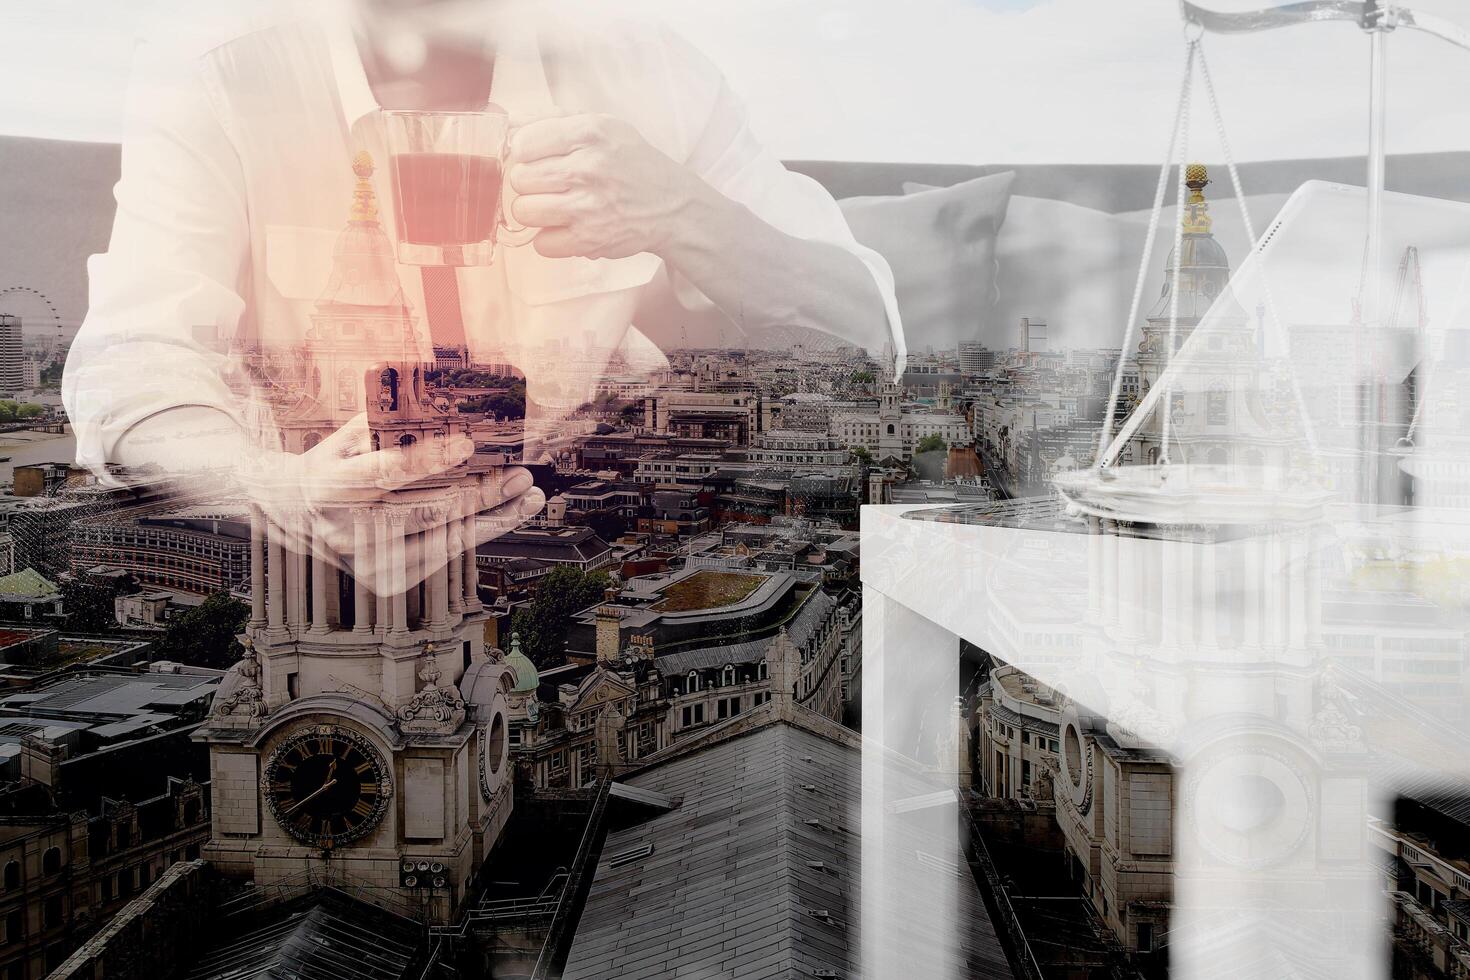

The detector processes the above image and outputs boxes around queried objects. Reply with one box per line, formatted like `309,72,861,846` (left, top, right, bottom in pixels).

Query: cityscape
1,0,1469,974
0,144,1462,980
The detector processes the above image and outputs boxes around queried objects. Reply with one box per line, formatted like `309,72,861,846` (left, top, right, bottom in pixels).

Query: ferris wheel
0,286,65,340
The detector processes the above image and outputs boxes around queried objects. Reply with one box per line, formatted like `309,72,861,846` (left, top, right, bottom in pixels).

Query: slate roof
181,888,425,980
477,526,612,565
562,718,1014,980
655,589,837,675
0,567,59,599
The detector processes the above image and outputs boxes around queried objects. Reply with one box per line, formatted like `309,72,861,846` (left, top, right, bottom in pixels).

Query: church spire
1181,162,1212,235
350,150,380,223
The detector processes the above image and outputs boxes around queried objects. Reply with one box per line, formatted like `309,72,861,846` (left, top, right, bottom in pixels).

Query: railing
531,778,613,980
959,795,1047,980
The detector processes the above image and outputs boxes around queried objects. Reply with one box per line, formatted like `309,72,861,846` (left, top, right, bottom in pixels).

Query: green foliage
511,566,613,668
0,401,44,422
154,592,251,669
61,579,121,633
850,446,873,465
850,369,875,385
916,433,947,454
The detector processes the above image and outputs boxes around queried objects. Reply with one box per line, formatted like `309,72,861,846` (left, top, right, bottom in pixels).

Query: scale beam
1181,0,1470,50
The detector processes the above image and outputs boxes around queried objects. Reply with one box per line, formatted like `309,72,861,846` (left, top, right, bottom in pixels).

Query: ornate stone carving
398,641,467,732
1309,668,1364,753
215,637,267,721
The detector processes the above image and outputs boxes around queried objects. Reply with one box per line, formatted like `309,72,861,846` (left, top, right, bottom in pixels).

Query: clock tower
199,152,520,924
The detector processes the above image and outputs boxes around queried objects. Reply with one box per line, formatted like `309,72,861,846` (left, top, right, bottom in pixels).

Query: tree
16,404,43,419
850,446,873,466
61,579,122,632
916,433,947,454
0,401,17,422
511,566,612,668
850,369,875,385
154,592,251,669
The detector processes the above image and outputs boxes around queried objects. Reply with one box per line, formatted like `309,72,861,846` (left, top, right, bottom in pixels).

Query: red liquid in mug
389,152,502,246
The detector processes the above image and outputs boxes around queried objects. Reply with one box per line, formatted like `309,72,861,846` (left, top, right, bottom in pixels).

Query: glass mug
381,107,538,266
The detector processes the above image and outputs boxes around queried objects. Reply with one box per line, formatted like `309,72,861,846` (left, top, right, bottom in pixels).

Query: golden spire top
349,150,379,222
1182,162,1212,234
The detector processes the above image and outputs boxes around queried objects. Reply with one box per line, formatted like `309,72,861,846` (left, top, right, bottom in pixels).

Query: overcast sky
2,0,1468,164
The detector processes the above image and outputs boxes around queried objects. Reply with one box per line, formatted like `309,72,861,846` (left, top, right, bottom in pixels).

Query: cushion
837,170,1015,351
903,179,1288,352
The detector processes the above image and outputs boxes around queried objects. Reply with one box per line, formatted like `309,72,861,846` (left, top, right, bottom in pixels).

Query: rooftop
562,718,1013,980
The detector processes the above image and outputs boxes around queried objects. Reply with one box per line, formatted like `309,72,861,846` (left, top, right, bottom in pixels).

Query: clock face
264,726,391,848
478,711,507,802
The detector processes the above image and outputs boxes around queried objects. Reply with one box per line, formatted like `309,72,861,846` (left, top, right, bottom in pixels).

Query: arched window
1206,386,1229,425
1207,447,1229,465
722,664,736,687
42,847,61,875
758,659,768,681
688,671,700,692
302,431,323,453
886,424,895,435
3,861,18,890
379,367,400,411
398,433,416,449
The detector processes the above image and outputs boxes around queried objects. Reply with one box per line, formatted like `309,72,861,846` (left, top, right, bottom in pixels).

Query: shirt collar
317,0,555,131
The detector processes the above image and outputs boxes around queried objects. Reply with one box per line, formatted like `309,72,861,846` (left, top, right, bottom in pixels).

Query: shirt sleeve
653,29,906,379
62,33,252,485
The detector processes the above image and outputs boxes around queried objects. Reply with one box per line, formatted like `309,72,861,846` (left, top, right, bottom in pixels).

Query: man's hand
507,113,711,260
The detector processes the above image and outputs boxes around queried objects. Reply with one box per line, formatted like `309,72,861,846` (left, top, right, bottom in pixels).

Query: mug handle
499,132,538,248
499,209,539,248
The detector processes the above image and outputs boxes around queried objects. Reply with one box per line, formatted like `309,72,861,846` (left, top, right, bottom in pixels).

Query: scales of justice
861,3,1470,979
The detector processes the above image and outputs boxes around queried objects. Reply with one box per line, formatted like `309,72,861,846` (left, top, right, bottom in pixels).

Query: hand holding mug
506,112,709,261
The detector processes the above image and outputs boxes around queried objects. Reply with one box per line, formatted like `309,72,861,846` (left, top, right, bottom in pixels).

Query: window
693,704,705,724
117,868,133,897
2,861,17,890
718,699,729,720
688,671,700,692
4,910,21,943
722,664,735,687
42,896,63,929
1137,922,1154,953
1206,387,1229,425
41,847,61,876
101,877,113,902
1021,731,1030,745
681,706,692,727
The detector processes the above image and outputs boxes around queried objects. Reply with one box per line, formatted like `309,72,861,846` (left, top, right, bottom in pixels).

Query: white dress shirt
62,0,903,482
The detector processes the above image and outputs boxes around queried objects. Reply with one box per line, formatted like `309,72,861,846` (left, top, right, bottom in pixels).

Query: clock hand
285,778,338,815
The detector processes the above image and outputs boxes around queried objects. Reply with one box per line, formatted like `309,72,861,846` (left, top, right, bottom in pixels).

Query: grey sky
1,0,1467,163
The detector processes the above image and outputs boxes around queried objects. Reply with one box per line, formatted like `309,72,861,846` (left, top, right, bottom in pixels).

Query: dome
504,632,539,694
316,152,411,313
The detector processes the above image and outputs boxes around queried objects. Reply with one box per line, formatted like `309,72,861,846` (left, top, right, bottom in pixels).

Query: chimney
768,627,799,719
595,605,623,667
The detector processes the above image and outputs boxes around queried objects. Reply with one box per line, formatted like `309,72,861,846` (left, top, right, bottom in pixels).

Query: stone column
310,514,331,634
1265,528,1286,651
1179,529,1198,648
1242,529,1263,649
1117,523,1143,641
447,505,464,616
461,511,480,611
429,514,450,632
390,511,408,636
1304,528,1322,647
1161,530,1181,650
249,505,266,629
287,514,306,633
374,509,391,635
352,508,372,635
1101,519,1119,630
267,520,285,635
1086,515,1102,621
1199,528,1217,647
1288,530,1308,650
